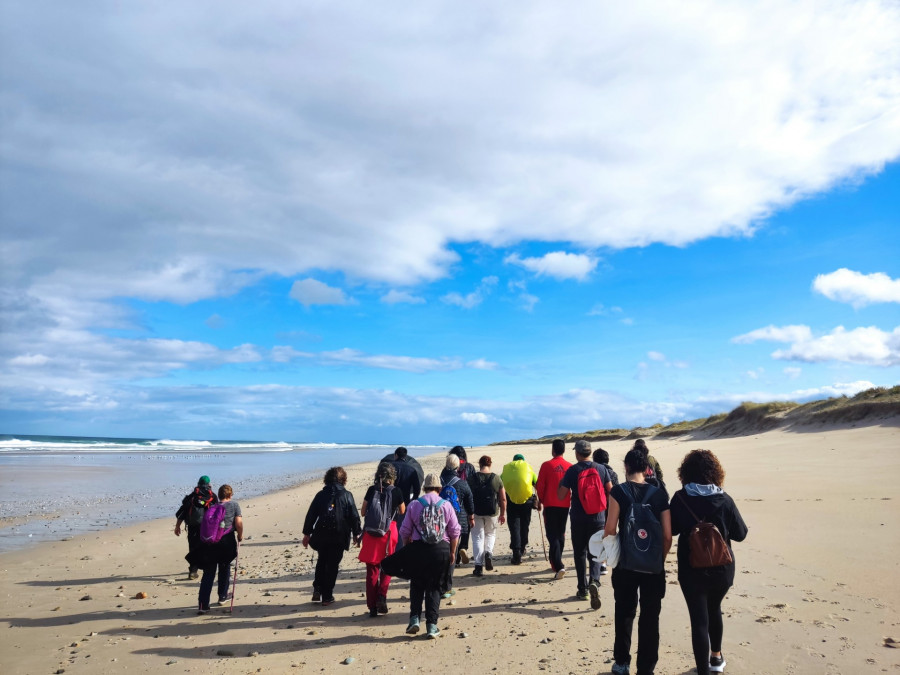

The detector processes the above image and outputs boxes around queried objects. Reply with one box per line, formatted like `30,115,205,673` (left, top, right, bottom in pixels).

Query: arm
660,509,672,556
174,518,184,536
360,500,368,518
498,487,507,525
557,484,571,502
449,536,459,561
603,497,620,537
233,515,244,542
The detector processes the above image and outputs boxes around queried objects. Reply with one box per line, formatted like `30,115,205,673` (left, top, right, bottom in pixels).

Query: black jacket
303,484,362,551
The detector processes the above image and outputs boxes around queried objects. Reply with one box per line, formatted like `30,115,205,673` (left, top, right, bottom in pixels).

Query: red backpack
577,465,607,515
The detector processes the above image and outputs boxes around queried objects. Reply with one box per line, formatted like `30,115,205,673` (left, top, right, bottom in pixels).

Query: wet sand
1,424,898,674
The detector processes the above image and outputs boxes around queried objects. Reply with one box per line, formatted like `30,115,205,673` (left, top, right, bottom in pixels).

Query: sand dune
2,423,898,674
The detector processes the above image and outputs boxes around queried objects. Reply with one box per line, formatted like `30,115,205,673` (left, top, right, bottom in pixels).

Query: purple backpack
199,503,232,543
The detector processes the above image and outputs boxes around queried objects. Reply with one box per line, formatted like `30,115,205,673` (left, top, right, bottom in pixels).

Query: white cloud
270,347,497,373
813,268,900,308
519,293,540,312
505,252,598,281
735,324,900,366
289,279,354,307
441,277,498,309
588,304,623,317
381,290,426,305
783,366,802,379
9,354,50,366
732,325,813,344
205,314,224,329
466,359,499,371
460,412,504,424
648,351,666,362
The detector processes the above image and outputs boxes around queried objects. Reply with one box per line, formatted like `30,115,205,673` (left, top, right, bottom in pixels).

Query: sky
1,0,899,445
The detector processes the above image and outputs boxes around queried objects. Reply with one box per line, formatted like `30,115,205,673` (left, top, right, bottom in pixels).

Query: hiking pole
229,541,240,614
538,509,548,562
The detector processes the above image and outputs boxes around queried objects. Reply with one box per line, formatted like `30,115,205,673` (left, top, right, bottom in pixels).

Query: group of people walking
174,440,747,674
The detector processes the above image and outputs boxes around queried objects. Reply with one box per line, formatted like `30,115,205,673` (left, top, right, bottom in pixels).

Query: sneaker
197,605,210,615
459,549,469,564
611,663,630,675
369,607,378,618
473,565,483,577
554,567,566,580
321,597,335,607
376,595,389,614
511,550,522,565
484,553,494,571
406,616,420,634
576,590,589,600
709,654,726,672
311,589,321,603
426,623,440,639
188,571,199,580
599,564,608,575
589,580,602,610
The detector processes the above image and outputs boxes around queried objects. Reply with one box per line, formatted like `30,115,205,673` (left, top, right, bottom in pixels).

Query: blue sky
1,1,898,444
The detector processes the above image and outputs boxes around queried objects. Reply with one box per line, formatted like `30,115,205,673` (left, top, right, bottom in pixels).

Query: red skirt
358,521,398,565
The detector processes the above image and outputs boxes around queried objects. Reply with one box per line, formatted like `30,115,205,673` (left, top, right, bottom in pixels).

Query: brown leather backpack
677,493,733,568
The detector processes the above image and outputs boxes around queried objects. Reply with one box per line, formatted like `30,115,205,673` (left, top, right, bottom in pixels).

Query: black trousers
612,567,667,675
680,578,731,675
455,530,470,565
507,499,533,553
571,517,604,592
409,541,450,625
543,506,568,572
313,545,345,599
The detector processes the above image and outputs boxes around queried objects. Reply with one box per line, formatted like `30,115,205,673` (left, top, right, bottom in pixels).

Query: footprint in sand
756,615,778,623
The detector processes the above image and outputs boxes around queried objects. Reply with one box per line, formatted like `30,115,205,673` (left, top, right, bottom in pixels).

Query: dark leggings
680,580,731,675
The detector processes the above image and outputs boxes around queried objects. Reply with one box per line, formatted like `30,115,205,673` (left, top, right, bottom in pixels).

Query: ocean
0,434,442,552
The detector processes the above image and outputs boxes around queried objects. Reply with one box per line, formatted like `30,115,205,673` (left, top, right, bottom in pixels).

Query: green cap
198,475,211,486
513,454,525,461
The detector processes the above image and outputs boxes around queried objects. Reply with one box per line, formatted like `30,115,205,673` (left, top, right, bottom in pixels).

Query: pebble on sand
134,592,148,599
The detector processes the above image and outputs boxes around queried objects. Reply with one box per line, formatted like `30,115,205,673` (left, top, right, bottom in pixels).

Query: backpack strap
677,491,725,526
447,476,460,487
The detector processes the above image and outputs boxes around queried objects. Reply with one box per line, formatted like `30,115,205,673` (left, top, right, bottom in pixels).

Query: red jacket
536,455,573,508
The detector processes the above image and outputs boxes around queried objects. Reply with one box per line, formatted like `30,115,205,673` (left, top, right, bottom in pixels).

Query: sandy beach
2,423,899,675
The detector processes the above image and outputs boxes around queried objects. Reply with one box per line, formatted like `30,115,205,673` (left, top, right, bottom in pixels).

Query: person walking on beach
398,473,460,638
302,466,362,606
536,439,572,579
189,484,243,614
450,445,477,481
441,453,475,569
174,475,217,580
604,448,672,675
359,462,406,617
557,439,612,607
389,447,423,547
593,447,620,576
632,439,665,492
500,453,539,565
670,450,748,675
468,455,506,577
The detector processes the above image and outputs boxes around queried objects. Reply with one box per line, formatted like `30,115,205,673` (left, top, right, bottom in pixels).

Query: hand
237,533,243,542
174,524,181,536
499,514,506,525
302,534,310,549
468,516,475,528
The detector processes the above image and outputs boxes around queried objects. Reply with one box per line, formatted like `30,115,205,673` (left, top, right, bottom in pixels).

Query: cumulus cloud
734,324,900,366
381,290,426,305
783,366,802,379
441,277,498,309
289,279,355,307
505,251,598,281
813,268,900,308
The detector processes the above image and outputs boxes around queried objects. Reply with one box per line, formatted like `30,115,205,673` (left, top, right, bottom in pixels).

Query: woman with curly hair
670,450,748,674
302,466,362,606
358,462,406,617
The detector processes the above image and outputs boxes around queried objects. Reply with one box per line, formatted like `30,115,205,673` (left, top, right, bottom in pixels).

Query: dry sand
2,424,899,674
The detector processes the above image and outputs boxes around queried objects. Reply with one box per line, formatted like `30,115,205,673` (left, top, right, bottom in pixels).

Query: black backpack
470,473,498,516
617,483,664,574
363,483,394,537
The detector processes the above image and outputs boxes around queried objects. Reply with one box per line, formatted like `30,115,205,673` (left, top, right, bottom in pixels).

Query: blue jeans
198,561,231,609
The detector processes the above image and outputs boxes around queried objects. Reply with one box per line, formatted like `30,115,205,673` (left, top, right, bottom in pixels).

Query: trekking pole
229,541,240,614
538,509,548,562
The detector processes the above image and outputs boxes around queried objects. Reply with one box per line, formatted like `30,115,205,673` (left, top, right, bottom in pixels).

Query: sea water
0,434,442,552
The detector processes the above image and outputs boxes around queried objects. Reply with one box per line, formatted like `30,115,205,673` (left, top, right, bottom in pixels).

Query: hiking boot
376,595,389,614
511,550,522,565
709,654,726,672
311,588,321,603
599,564,608,575
554,567,566,580
459,549,469,564
406,616,420,634
576,589,589,600
611,663,630,675
484,552,494,571
321,597,335,606
426,623,440,639
473,565,483,577
369,607,378,618
197,604,210,615
589,580,602,610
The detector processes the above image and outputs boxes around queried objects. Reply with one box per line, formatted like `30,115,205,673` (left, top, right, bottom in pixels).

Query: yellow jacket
500,459,538,505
